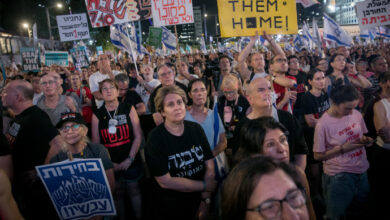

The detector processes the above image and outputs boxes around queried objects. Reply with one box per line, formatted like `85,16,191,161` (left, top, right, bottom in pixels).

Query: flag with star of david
161,26,177,51
323,14,352,47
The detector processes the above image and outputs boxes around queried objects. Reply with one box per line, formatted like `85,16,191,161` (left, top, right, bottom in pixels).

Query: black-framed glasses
247,188,306,220
60,124,81,133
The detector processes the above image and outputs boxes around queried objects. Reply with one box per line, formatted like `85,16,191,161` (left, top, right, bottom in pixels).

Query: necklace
106,105,118,134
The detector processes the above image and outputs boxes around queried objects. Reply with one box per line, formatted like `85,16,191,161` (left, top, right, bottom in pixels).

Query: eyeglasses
60,124,81,133
318,62,328,66
102,86,116,92
40,80,56,86
274,58,288,63
223,90,237,96
247,188,306,220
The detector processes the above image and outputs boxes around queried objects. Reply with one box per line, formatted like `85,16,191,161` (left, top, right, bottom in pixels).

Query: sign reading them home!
217,0,298,37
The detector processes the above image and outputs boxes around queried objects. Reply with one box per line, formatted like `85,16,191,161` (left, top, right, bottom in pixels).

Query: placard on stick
217,0,298,37
356,0,390,30
56,13,90,42
20,48,40,72
151,0,194,27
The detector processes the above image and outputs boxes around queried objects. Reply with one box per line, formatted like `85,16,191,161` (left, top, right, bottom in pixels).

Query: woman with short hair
145,85,216,220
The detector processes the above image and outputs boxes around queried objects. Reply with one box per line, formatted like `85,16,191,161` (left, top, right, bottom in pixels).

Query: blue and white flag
200,36,207,54
376,26,390,38
293,35,304,52
323,14,352,47
162,26,177,51
360,28,377,42
302,22,313,47
110,22,148,61
312,17,322,50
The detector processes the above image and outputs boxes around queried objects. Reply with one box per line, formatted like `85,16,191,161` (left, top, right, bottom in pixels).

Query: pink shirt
313,109,369,176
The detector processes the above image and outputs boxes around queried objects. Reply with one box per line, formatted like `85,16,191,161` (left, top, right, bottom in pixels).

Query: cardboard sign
356,0,390,30
85,0,150,28
151,0,194,27
45,51,69,67
57,13,90,42
20,48,40,72
70,46,90,68
148,27,162,47
36,159,116,220
217,0,298,37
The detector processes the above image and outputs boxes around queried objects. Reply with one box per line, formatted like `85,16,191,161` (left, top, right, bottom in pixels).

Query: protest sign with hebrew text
45,51,69,67
85,0,151,28
36,159,116,220
356,0,390,30
57,13,90,42
217,0,298,37
151,0,194,27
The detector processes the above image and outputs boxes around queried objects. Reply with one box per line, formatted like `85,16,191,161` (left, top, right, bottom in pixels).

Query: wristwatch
201,198,211,205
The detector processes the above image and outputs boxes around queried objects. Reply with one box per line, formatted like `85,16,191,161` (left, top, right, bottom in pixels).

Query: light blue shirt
185,109,225,150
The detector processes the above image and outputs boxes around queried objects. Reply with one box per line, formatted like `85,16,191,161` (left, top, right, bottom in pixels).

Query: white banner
57,13,90,42
356,0,390,30
151,0,194,27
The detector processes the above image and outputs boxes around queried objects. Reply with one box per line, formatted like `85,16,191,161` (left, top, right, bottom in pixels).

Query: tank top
94,103,141,165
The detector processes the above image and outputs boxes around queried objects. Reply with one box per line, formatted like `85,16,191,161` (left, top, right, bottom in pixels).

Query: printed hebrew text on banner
217,0,298,37
36,159,116,220
20,48,40,72
151,0,194,27
45,51,69,67
56,13,90,42
85,0,142,28
356,0,390,30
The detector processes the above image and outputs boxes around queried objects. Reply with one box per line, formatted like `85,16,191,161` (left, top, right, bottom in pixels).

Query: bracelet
202,180,206,191
340,145,345,154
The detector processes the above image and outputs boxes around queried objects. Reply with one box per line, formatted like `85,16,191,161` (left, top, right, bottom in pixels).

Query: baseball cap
56,112,86,129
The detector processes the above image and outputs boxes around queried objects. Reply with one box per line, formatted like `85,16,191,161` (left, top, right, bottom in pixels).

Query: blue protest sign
36,159,116,220
96,46,103,56
20,47,40,72
70,46,89,68
45,51,69,67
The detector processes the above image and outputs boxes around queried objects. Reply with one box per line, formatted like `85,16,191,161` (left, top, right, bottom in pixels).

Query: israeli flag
312,17,322,49
323,14,352,47
376,26,390,38
110,22,148,60
293,35,304,52
200,36,207,54
302,22,313,50
360,28,377,42
162,27,177,51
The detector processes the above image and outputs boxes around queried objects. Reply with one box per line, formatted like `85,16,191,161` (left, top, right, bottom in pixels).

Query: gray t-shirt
50,142,114,170
36,95,81,126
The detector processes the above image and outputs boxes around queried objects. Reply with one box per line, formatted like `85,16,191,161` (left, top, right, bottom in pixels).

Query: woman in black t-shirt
145,85,216,220
302,69,330,212
91,79,143,220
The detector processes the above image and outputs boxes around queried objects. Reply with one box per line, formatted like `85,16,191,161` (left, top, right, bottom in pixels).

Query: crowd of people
1,33,390,220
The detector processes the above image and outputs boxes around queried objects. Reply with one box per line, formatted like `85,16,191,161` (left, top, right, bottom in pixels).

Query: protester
234,117,316,219
222,156,309,220
67,73,93,128
135,64,161,113
89,54,121,108
1,80,63,219
114,73,146,115
232,78,308,170
145,85,216,220
148,63,188,113
36,73,80,126
51,112,115,191
314,85,373,220
91,79,143,220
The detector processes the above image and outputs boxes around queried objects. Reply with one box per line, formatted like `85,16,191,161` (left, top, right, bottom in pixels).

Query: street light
38,3,63,49
22,22,32,38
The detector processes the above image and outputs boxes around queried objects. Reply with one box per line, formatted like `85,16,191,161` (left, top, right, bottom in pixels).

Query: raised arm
238,33,258,81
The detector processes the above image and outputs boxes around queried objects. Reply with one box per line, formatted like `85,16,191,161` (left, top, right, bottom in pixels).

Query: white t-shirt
135,79,160,114
89,70,121,108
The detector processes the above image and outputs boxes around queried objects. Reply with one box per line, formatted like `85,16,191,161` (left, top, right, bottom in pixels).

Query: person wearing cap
50,112,115,192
